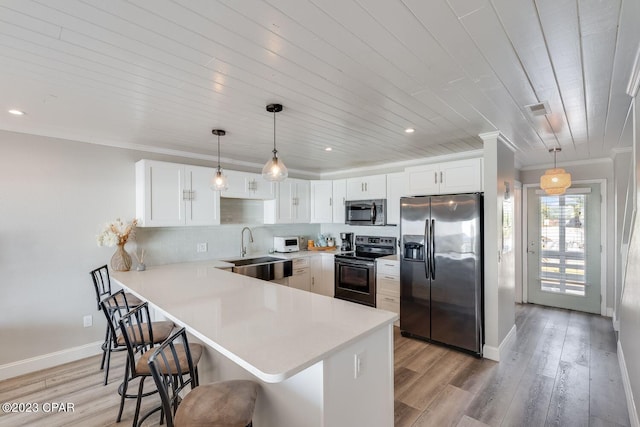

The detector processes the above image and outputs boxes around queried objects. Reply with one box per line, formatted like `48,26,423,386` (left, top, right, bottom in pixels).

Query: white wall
619,98,640,426
613,150,633,326
481,132,516,359
0,130,319,367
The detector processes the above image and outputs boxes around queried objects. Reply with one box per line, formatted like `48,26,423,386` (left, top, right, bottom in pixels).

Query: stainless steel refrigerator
400,193,483,356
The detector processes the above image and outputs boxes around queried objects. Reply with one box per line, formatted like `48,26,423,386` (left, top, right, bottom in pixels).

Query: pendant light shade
211,129,228,191
540,147,571,195
262,103,288,182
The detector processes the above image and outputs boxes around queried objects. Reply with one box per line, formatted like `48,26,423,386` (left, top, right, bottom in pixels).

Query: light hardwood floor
0,304,630,426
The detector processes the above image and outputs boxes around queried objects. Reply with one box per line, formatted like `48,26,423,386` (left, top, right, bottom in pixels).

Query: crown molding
1,127,320,178
611,147,633,155
319,149,484,179
479,131,519,153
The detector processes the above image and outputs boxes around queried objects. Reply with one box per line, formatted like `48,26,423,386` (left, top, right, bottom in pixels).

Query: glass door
526,184,601,313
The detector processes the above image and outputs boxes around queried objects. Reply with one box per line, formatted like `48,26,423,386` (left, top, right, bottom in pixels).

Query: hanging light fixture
262,103,288,182
540,147,571,195
210,129,228,191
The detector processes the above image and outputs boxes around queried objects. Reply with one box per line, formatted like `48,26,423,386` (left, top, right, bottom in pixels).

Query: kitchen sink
227,256,286,267
224,256,293,281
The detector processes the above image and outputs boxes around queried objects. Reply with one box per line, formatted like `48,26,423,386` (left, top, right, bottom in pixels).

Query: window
539,194,586,296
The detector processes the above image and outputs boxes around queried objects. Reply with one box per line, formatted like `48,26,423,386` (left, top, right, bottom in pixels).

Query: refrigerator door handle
430,219,436,279
424,219,431,279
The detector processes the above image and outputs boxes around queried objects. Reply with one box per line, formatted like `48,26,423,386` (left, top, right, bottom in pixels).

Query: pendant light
540,147,571,195
262,103,288,182
211,129,228,191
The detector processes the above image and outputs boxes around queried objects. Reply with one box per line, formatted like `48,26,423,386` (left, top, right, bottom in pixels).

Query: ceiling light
325,147,332,151
540,147,571,195
8,109,25,116
262,103,288,182
210,129,228,191
405,128,415,133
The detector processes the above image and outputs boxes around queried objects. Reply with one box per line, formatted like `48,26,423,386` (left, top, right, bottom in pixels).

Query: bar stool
117,303,203,427
99,290,174,386
90,264,143,382
147,327,259,427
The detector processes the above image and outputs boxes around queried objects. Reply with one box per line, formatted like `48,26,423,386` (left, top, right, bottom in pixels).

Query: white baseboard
618,340,640,427
0,341,103,381
607,307,614,317
484,324,517,362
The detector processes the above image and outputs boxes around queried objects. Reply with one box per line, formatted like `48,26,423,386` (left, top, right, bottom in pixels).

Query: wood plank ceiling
0,0,638,174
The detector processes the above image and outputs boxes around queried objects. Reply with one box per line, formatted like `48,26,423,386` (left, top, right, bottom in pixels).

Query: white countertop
111,261,396,383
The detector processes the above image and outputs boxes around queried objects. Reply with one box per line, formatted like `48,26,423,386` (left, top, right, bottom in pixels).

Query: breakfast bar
111,260,397,427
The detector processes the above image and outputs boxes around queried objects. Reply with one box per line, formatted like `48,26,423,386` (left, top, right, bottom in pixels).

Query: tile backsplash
134,223,321,266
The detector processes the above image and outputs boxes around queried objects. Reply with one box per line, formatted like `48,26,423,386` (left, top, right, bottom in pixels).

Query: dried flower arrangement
96,218,138,247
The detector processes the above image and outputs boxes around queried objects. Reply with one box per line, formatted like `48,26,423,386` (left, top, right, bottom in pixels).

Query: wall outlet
197,242,208,253
83,315,92,328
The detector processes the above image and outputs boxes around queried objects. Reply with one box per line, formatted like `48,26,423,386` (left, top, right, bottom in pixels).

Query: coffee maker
340,232,354,251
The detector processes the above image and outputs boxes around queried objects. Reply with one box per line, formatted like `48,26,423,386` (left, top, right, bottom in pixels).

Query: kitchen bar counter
111,261,396,426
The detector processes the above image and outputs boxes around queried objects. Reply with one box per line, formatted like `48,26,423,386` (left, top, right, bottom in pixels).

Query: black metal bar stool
147,327,259,427
99,290,174,387
90,264,143,384
117,303,203,427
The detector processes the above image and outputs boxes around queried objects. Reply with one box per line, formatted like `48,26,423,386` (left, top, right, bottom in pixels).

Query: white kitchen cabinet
136,160,220,227
264,178,310,224
310,180,333,223
332,179,347,224
289,257,311,292
376,258,399,326
385,172,405,225
405,158,482,196
221,170,274,200
346,174,387,200
310,254,335,297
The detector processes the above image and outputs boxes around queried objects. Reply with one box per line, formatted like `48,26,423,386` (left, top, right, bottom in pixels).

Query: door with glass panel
526,184,601,313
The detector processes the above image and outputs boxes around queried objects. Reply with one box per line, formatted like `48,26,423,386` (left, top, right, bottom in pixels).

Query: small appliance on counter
340,232,354,251
273,236,300,253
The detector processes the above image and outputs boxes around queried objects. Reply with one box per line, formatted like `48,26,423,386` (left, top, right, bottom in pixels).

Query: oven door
334,258,376,307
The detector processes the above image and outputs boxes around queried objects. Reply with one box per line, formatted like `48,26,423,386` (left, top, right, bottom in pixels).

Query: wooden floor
0,304,630,427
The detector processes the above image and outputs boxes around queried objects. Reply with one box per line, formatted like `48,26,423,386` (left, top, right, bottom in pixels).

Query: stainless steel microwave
345,199,386,226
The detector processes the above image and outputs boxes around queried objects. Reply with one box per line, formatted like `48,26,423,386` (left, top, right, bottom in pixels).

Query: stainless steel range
334,235,397,307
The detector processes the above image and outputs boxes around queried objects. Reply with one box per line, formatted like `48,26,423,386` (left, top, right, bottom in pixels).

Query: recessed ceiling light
405,128,415,133
8,109,25,116
325,147,332,151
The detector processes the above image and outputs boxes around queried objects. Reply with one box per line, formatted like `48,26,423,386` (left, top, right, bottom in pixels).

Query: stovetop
334,235,396,262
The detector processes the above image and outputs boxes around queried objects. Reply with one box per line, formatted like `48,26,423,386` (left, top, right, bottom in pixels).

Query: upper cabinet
346,174,387,200
385,172,406,225
310,180,333,223
221,170,274,200
405,158,483,196
264,178,310,224
136,160,220,227
332,179,347,224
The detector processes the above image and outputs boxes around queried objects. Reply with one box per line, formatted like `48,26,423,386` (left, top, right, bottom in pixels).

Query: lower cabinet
287,255,335,296
289,257,311,292
310,255,335,297
376,258,399,326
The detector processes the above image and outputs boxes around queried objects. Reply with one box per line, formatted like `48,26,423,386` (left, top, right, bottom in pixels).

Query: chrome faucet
241,227,254,257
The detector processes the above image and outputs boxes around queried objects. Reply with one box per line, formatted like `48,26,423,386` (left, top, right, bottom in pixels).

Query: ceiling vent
526,101,551,116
